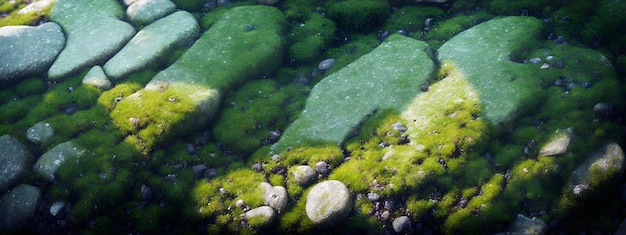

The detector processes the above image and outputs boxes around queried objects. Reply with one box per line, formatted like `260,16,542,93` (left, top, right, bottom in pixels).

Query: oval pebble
318,58,335,70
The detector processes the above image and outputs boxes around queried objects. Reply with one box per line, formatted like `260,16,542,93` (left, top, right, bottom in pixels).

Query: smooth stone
436,16,545,125
49,201,65,217
569,143,624,195
391,122,407,132
242,206,276,226
48,0,136,80
260,182,288,212
126,0,177,26
110,6,286,151
0,22,65,83
318,58,335,70
314,161,329,175
0,184,41,231
82,66,112,90
0,135,30,192
305,180,353,227
539,128,572,156
18,0,57,15
33,141,85,181
274,34,434,150
292,165,316,186
392,216,411,233
104,10,199,81
494,214,547,235
367,192,380,202
26,121,55,144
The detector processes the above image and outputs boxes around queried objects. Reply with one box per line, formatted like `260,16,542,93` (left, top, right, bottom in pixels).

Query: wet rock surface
0,22,65,83
0,135,30,192
103,10,199,81
47,0,136,80
26,121,55,144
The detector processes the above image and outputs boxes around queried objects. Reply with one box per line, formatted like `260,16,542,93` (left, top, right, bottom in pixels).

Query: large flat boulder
47,0,136,80
110,5,286,154
273,34,435,151
103,10,199,81
0,22,65,83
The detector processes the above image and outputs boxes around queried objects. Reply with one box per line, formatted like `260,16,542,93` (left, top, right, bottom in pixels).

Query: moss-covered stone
110,6,287,155
437,16,546,127
274,34,435,151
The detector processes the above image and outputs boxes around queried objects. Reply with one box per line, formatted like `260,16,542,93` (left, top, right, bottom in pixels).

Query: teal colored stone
437,16,545,126
126,0,177,26
0,22,65,83
48,0,136,80
147,5,286,90
103,10,199,81
273,34,435,151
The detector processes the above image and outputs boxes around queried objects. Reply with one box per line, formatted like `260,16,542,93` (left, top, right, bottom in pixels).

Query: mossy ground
1,1,625,234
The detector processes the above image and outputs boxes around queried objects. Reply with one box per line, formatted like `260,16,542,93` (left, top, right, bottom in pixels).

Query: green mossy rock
47,0,136,80
110,5,286,154
437,16,545,127
274,34,435,151
287,13,336,64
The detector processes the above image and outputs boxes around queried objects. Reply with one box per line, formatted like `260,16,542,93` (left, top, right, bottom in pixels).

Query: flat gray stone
0,184,41,231
305,180,353,227
0,135,30,192
26,121,55,144
0,22,65,83
260,182,288,212
392,216,411,233
126,0,177,26
33,141,85,181
47,0,136,80
103,10,199,81
82,66,112,90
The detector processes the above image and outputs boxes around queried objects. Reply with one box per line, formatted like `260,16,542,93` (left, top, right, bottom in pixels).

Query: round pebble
314,161,329,175
392,216,411,233
318,58,335,70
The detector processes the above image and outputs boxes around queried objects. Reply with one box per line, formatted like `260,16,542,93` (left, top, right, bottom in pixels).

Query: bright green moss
326,0,389,31
0,95,39,123
13,77,46,96
212,80,306,155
